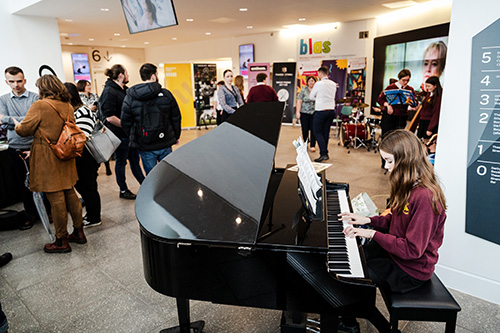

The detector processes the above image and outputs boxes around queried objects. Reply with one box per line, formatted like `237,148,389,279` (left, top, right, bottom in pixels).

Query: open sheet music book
384,89,417,107
292,136,323,215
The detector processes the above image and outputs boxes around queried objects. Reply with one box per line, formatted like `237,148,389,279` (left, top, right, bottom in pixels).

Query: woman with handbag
14,75,87,253
65,82,102,228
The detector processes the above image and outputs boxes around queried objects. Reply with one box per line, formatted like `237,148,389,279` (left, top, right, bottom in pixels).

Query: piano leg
160,298,205,333
368,308,391,333
320,313,339,332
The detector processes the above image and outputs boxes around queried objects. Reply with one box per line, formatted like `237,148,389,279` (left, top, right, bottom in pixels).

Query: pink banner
247,63,270,89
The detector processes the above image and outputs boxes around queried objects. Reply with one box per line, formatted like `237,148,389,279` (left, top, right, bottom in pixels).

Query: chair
379,273,461,332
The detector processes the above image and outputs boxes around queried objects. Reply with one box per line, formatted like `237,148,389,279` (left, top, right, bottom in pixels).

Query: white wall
0,1,64,95
61,46,146,95
434,0,500,305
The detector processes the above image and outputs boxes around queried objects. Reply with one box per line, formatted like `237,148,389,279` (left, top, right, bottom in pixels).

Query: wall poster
193,64,217,126
466,18,500,245
163,64,195,128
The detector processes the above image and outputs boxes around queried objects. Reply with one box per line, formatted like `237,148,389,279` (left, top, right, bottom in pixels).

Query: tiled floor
1,125,499,332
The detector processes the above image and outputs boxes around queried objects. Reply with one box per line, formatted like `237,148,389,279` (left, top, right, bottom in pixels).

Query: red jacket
246,84,278,103
370,186,446,281
420,93,442,133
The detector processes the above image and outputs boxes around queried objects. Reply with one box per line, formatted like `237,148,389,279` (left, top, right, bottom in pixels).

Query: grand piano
136,102,388,332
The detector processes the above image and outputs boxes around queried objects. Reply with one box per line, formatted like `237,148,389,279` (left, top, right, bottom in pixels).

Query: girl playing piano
339,129,447,332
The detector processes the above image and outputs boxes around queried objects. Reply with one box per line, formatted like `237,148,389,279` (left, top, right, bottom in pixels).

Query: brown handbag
40,100,87,160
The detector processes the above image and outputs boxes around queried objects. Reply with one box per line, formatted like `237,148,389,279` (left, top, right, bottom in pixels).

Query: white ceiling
14,0,430,49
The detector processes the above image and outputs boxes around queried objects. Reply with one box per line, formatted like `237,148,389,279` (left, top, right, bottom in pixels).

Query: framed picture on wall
239,44,254,78
71,53,91,82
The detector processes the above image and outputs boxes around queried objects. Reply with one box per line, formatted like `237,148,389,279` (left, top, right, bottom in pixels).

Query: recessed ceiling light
68,43,73,45
65,19,73,22
121,45,126,48
100,8,109,12
247,26,253,29
114,33,120,36
205,32,211,35
89,38,94,41
186,18,193,22
144,41,149,44
239,8,248,12
382,1,417,9
60,32,68,36
172,37,177,40
299,18,306,21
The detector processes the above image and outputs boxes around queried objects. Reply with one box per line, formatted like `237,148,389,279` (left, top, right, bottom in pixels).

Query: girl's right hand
338,212,371,225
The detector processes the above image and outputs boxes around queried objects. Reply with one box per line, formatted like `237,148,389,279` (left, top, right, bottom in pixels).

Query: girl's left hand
343,226,375,239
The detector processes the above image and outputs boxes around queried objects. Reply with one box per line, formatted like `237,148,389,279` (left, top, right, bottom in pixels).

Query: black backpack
137,100,167,145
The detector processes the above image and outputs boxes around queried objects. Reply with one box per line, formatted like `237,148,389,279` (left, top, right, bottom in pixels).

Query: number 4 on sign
481,75,491,86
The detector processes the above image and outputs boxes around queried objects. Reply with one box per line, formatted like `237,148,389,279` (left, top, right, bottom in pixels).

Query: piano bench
379,273,461,333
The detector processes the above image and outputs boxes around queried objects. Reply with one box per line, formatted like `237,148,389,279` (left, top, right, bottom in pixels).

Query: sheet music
292,136,322,214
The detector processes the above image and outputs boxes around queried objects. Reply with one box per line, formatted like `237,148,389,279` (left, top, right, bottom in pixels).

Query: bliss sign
300,38,331,55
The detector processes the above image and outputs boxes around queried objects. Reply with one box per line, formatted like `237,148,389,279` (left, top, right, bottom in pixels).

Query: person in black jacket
99,64,145,200
121,63,181,175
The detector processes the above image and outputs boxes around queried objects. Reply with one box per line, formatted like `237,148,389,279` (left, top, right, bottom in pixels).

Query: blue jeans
313,110,336,156
114,138,145,192
139,147,172,175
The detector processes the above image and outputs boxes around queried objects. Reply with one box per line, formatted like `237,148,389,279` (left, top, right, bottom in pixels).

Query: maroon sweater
370,186,446,280
377,83,416,116
420,94,442,133
246,84,278,103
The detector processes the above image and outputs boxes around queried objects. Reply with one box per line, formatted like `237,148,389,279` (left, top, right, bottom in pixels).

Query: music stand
384,89,417,107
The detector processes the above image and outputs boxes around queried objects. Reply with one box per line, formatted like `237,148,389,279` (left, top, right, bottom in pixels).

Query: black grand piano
136,102,388,332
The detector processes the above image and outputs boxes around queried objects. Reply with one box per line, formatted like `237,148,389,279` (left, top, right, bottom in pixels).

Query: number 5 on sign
482,52,492,63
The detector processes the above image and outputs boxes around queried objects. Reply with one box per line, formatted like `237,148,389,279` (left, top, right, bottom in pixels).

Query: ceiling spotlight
299,18,306,21
186,18,193,22
114,33,120,36
68,43,73,45
172,37,177,40
121,45,126,48
205,32,211,35
247,26,253,29
100,8,109,12
239,8,248,12
65,19,73,22
144,41,149,44
89,38,94,41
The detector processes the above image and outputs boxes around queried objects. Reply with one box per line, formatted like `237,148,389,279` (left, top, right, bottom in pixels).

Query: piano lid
136,102,284,244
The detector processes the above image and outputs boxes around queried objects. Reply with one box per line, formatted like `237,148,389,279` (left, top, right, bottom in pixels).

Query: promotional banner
248,63,270,89
346,57,367,105
272,62,296,123
193,64,217,126
322,59,347,116
163,64,196,128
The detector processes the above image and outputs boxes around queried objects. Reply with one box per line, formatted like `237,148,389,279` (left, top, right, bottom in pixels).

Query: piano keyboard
326,188,365,279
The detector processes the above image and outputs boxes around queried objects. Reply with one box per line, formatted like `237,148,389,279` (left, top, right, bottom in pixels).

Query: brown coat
15,99,78,192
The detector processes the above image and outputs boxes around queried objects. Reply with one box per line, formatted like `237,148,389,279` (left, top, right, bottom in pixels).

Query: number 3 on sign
481,75,491,86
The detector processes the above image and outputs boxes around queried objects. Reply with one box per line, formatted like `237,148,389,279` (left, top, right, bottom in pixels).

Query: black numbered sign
466,18,500,245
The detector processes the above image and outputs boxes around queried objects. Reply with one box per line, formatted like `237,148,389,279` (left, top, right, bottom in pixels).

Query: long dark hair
425,76,442,106
36,75,70,102
64,82,84,109
380,129,446,215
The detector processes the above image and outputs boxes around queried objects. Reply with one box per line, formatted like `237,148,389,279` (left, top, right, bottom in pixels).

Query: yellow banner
163,64,195,128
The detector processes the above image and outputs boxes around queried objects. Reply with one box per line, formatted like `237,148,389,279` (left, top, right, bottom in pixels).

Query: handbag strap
39,100,72,146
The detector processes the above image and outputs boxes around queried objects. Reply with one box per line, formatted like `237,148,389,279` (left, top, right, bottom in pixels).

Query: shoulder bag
85,119,121,163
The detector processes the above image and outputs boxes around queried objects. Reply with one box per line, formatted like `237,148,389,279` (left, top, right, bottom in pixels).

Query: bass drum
340,123,368,148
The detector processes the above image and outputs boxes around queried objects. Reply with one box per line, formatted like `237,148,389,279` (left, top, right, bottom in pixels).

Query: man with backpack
121,63,181,175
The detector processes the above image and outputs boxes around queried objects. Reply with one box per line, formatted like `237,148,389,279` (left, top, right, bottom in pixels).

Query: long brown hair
380,130,446,215
36,75,70,102
234,75,244,94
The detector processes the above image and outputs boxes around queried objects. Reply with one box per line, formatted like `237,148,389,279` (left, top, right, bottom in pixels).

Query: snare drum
366,117,381,128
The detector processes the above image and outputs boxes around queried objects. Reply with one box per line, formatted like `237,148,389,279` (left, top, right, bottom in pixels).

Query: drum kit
336,98,382,153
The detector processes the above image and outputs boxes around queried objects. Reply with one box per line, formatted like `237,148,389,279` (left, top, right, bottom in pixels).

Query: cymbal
336,97,353,103
352,102,369,108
